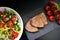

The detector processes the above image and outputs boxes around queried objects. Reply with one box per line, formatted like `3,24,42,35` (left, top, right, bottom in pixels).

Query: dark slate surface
36,27,60,40
25,8,60,40
0,0,60,40
24,0,60,40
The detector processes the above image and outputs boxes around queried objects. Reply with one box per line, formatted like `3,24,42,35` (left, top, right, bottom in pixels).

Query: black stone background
0,0,60,40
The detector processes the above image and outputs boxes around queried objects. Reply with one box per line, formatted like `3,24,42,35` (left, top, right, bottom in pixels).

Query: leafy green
17,25,21,31
2,30,8,35
3,8,9,15
3,8,15,18
54,3,60,11
8,34,12,39
0,38,4,40
9,10,15,16
14,25,20,31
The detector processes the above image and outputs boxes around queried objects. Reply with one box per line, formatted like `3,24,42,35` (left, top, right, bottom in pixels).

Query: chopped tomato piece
0,11,3,17
3,17,7,22
6,21,13,28
11,16,16,22
11,37,15,40
10,29,15,34
0,22,4,28
10,29,18,38
13,32,18,38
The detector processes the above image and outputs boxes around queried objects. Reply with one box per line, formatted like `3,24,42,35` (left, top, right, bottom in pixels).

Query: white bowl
0,7,23,40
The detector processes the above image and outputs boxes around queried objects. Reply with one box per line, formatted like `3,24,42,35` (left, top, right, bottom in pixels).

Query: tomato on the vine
52,5,57,10
45,5,50,11
47,10,52,16
49,1,54,5
54,10,59,15
56,14,60,19
57,20,60,24
49,15,54,22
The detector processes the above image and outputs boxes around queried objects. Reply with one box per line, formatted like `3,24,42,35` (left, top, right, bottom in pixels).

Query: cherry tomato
54,10,59,15
56,14,60,19
52,5,56,10
0,22,4,28
57,20,60,24
49,1,54,5
6,21,13,28
11,16,16,22
13,32,18,38
45,5,50,11
47,10,52,16
11,37,14,40
49,16,54,22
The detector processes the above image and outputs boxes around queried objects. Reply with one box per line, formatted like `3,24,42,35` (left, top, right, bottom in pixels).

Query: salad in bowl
0,7,23,40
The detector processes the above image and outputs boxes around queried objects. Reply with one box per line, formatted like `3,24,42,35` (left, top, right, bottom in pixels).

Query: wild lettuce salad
0,8,20,40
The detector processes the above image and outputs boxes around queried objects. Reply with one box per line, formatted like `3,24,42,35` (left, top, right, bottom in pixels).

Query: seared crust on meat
31,14,44,28
25,12,48,32
25,20,38,32
40,12,48,25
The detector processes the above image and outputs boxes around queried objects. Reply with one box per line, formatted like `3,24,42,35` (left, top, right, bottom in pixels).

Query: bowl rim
0,7,23,40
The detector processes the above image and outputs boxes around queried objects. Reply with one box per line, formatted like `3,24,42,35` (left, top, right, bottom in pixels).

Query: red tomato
57,20,60,24
54,10,59,15
0,22,4,28
49,1,54,5
45,5,50,11
11,16,16,22
56,14,60,19
52,5,56,10
13,32,18,38
10,29,14,34
3,17,7,22
11,37,15,40
6,21,13,28
10,29,18,39
10,29,18,38
47,10,52,16
49,16,54,22
0,11,3,17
